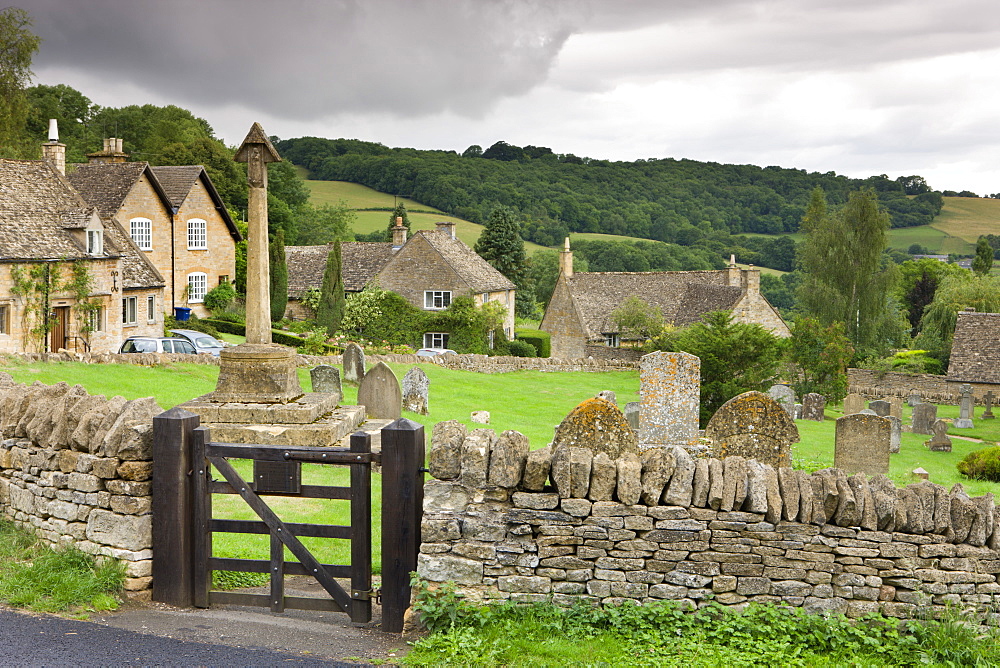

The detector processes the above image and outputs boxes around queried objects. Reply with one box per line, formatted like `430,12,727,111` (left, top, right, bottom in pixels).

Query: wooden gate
151,409,424,632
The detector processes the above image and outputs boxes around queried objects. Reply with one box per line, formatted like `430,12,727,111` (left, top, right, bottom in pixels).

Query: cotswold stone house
286,221,516,348
541,242,789,359
67,139,241,318
947,311,1000,388
0,158,164,354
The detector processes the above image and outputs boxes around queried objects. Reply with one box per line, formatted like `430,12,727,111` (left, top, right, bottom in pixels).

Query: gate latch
352,588,380,602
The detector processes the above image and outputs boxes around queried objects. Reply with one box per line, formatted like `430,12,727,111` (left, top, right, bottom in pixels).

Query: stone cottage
0,157,164,354
67,139,242,318
285,221,516,347
541,241,789,359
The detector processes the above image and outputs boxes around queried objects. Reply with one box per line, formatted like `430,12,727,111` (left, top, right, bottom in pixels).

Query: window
130,218,152,250
87,229,103,255
86,307,103,333
0,305,8,335
187,218,207,249
187,272,207,302
147,295,156,322
122,297,137,326
218,275,229,285
423,332,449,350
424,290,452,310
603,333,620,348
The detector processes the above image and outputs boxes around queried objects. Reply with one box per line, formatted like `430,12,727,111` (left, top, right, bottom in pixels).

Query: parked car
119,337,196,355
169,329,228,356
416,348,457,358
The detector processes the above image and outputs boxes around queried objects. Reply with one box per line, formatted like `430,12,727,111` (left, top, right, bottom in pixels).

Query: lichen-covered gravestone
801,393,826,421
834,413,890,475
983,391,996,420
954,384,974,429
624,401,640,431
356,361,401,419
842,393,864,415
925,419,952,452
889,397,903,420
551,397,638,459
638,351,700,449
342,342,365,384
704,391,798,468
402,367,430,415
868,399,890,417
887,415,902,454
767,384,796,419
912,403,937,435
309,365,342,402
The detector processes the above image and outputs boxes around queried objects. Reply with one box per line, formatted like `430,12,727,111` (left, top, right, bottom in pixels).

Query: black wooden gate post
151,407,200,607
380,418,425,633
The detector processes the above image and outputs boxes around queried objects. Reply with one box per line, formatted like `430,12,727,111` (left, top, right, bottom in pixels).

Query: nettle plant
10,260,99,351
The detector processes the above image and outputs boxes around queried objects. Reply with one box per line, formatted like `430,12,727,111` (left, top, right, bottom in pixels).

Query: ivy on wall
9,260,99,352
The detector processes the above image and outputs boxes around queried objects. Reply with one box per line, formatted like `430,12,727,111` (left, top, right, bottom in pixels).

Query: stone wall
0,373,162,592
848,369,997,405
583,344,644,362
419,423,1000,619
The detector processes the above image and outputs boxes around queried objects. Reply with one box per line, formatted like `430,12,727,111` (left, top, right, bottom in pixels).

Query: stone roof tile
66,162,149,219
417,230,516,293
947,312,1000,384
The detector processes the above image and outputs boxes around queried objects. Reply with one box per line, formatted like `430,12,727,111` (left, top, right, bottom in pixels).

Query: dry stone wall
0,373,161,592
848,369,998,406
420,421,1000,619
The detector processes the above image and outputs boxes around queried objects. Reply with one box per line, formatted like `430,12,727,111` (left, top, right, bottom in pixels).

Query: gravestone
925,419,952,452
596,390,617,406
912,403,937,435
624,402,640,431
343,343,365,384
356,362,401,420
402,367,430,415
801,393,826,421
638,351,700,449
907,390,922,407
309,365,342,402
834,414,890,475
794,403,802,419
767,384,796,419
889,397,903,420
471,411,490,424
842,393,865,415
983,391,996,420
868,399,891,417
704,391,799,468
551,397,638,459
859,409,877,415
887,415,902,454
954,384,974,429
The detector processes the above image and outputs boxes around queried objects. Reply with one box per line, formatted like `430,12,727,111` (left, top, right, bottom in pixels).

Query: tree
797,188,905,358
474,206,527,286
974,236,994,276
917,274,1000,366
610,296,663,341
269,228,288,322
785,317,853,402
297,202,356,245
461,144,482,158
315,243,346,336
525,249,588,307
384,201,410,239
895,258,966,335
0,7,40,159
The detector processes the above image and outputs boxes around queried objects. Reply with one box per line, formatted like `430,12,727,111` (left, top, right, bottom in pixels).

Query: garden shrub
515,329,550,357
203,282,237,314
506,339,537,357
165,315,221,338
957,446,1000,482
203,318,246,336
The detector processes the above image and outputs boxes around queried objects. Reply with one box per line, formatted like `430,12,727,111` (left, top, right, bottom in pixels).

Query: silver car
119,337,196,355
169,329,228,356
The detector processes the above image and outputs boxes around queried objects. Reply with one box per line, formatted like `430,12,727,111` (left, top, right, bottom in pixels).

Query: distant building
947,311,1000,387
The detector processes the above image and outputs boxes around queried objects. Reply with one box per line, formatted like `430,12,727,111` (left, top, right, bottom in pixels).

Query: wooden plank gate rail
150,408,424,633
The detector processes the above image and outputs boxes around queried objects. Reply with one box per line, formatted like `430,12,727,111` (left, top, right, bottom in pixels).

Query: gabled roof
149,165,204,209
67,161,166,219
103,219,165,290
563,271,744,340
0,159,118,261
947,311,1000,384
285,242,395,297
413,230,516,293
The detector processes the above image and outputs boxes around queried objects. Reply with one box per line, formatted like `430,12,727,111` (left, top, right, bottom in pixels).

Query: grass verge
0,520,125,615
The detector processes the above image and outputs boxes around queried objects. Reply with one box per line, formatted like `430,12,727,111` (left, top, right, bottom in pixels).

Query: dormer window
87,229,103,255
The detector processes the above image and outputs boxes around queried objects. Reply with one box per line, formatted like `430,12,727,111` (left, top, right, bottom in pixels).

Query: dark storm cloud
21,0,585,120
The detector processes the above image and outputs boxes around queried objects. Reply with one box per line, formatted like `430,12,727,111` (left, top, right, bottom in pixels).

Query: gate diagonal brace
208,456,353,613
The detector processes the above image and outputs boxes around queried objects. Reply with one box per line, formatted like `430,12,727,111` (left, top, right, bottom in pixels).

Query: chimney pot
47,119,59,142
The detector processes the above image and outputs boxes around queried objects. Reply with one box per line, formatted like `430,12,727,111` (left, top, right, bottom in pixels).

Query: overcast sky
19,0,1000,194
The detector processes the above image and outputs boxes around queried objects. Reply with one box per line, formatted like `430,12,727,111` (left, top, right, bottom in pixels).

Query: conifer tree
0,8,40,159
474,206,527,286
269,228,288,322
384,202,411,239
973,236,995,276
316,242,345,336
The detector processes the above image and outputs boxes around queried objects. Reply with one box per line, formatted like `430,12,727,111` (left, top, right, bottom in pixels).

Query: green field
887,224,971,254
933,196,1000,244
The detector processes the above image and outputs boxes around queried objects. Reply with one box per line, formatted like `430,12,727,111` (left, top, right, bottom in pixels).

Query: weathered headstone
983,391,996,420
912,403,937,435
925,419,952,452
912,467,929,480
343,343,365,384
907,390,922,407
859,408,877,415
887,415,902,454
704,391,798,468
638,351,700,449
596,390,616,406
767,384,796,419
834,414,890,476
402,367,430,415
309,365,342,401
356,362,401,420
955,384,974,429
794,403,802,419
801,393,826,421
868,399,890,417
842,393,865,415
888,397,903,420
551,397,638,459
624,401,640,431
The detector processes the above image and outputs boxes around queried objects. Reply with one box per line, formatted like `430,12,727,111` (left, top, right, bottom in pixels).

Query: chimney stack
41,119,66,175
435,221,456,239
392,216,407,248
87,137,128,164
560,237,573,278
